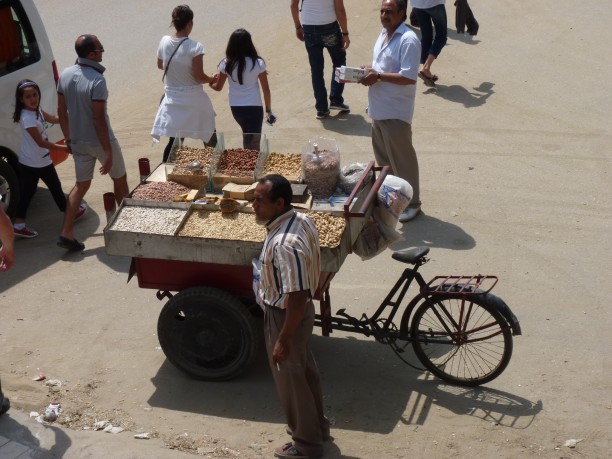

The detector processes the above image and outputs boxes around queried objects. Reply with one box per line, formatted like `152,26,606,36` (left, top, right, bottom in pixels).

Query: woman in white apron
151,5,216,162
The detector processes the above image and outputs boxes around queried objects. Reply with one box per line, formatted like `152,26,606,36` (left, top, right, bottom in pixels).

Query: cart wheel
410,293,513,386
157,286,260,381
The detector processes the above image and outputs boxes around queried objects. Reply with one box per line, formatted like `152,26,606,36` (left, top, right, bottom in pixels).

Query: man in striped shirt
253,175,328,459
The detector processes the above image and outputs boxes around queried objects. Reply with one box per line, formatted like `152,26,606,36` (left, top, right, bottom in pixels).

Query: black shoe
0,396,10,416
329,102,350,112
316,110,330,119
57,236,85,251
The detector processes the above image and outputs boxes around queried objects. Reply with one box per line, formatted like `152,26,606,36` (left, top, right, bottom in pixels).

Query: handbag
159,37,188,104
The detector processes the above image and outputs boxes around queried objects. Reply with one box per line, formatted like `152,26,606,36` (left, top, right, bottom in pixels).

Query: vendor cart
104,162,389,381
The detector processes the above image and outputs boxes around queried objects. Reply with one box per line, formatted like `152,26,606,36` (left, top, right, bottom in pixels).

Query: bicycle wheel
410,293,513,386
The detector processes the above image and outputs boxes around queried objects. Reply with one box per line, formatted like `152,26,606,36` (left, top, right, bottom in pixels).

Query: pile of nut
131,181,189,202
179,210,266,242
172,146,216,175
217,148,259,177
303,150,340,199
262,152,302,178
307,211,345,248
110,206,186,235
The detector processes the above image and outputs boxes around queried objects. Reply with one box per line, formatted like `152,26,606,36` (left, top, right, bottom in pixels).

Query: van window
0,1,40,77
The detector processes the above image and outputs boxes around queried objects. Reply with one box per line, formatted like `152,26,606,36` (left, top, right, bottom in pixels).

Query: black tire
410,293,513,386
0,158,19,217
157,286,260,381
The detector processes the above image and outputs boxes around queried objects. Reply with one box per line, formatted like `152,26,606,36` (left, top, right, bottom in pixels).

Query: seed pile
307,212,346,248
303,150,340,199
179,210,266,242
131,181,189,202
262,152,302,178
172,146,216,175
110,206,186,235
217,148,259,177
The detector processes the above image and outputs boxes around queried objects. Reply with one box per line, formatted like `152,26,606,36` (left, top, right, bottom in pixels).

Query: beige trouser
372,119,421,208
264,301,327,457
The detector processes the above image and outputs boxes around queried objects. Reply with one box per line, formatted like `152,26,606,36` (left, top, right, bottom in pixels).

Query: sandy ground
1,0,611,457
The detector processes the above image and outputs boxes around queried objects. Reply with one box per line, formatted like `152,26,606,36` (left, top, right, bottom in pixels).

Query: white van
0,0,63,216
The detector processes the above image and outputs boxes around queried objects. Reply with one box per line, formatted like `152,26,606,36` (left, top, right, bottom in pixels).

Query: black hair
13,79,41,123
394,0,408,21
259,174,292,209
224,28,263,85
75,34,97,58
171,5,193,31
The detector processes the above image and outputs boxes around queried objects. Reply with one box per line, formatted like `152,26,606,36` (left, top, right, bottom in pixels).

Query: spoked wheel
410,293,513,386
157,286,260,381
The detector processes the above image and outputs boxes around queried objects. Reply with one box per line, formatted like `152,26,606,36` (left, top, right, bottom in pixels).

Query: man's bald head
75,34,98,58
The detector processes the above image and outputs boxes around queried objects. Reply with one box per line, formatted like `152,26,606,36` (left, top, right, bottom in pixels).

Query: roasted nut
307,211,346,248
172,146,216,175
217,148,259,177
110,206,186,235
131,181,190,202
263,152,302,178
179,210,266,241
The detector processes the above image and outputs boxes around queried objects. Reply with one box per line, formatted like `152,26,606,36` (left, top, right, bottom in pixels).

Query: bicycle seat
391,247,430,264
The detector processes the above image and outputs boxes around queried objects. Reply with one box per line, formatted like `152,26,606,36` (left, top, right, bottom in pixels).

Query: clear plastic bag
352,217,402,261
338,162,371,194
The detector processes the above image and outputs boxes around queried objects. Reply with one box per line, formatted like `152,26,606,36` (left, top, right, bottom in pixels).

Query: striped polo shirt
257,208,320,309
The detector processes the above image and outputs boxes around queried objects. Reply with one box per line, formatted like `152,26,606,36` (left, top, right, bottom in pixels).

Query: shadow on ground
148,332,541,434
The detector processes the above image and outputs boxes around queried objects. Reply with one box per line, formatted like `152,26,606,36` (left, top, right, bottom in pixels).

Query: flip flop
418,71,437,87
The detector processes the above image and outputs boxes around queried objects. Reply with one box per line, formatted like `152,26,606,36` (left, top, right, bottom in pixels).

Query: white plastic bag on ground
375,175,413,227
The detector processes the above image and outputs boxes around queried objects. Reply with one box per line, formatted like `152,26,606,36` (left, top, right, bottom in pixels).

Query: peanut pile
131,181,189,202
263,152,302,178
172,146,216,175
110,206,186,235
179,210,266,242
303,150,340,199
307,211,346,248
217,148,259,177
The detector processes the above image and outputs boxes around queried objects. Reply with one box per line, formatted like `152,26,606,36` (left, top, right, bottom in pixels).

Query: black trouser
15,163,67,220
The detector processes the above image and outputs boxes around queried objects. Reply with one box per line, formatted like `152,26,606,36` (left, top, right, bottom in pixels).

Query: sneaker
0,396,9,416
74,203,88,222
399,206,421,223
329,102,350,112
14,226,38,238
57,236,85,252
315,110,330,119
274,442,310,459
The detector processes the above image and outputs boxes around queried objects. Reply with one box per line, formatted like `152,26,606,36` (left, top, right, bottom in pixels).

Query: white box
338,66,367,82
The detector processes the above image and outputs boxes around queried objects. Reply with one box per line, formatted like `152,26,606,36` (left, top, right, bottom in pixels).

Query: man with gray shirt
57,34,129,251
291,0,350,119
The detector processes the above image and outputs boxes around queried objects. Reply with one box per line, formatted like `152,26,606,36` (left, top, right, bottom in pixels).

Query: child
209,29,274,151
12,79,86,238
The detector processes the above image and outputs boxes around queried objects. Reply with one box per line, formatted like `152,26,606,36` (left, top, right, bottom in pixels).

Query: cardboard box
222,182,257,200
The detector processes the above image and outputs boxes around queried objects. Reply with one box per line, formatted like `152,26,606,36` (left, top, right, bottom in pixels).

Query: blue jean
414,4,448,64
302,22,346,111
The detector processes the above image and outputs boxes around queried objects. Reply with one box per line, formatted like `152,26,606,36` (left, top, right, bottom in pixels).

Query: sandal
418,71,438,87
274,442,309,459
57,236,85,252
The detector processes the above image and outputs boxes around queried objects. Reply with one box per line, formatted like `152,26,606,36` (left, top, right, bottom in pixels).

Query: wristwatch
377,73,382,82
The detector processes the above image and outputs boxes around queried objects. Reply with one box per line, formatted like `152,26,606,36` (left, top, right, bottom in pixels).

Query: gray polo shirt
57,58,116,143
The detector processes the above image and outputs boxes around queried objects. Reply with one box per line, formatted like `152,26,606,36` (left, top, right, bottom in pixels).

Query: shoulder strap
162,37,188,82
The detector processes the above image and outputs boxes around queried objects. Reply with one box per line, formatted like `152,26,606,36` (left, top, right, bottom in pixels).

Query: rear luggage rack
423,275,498,295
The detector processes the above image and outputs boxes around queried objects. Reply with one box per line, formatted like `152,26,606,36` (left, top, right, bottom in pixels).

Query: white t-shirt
219,58,266,107
300,0,337,25
157,36,205,88
19,109,52,168
411,0,445,9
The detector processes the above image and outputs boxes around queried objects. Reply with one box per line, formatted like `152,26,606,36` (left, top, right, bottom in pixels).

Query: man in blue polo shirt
57,34,129,251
